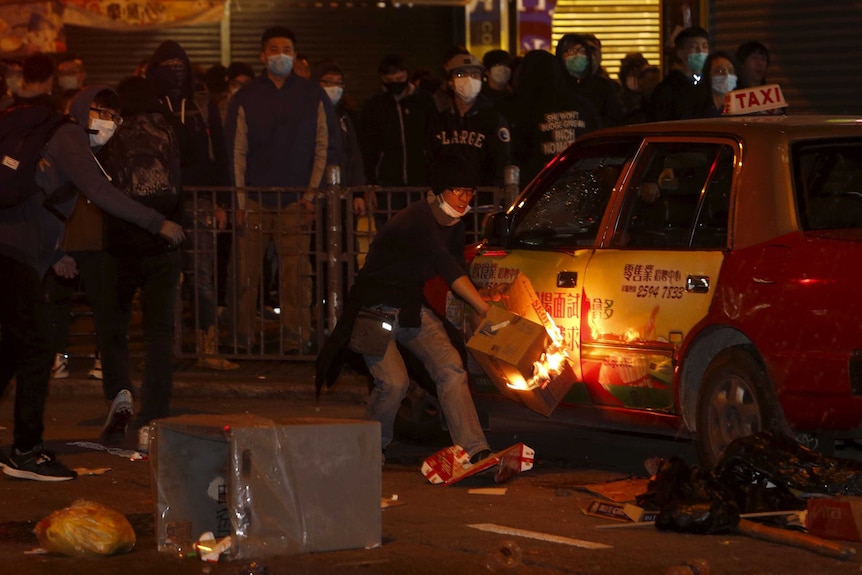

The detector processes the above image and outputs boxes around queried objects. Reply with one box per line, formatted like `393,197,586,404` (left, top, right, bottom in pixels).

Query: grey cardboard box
151,414,381,558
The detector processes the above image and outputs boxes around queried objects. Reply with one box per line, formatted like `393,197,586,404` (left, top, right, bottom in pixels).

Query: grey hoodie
0,85,165,276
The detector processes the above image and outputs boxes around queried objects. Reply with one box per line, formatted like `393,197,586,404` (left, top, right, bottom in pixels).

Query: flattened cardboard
583,499,659,523
807,496,862,541
421,443,535,486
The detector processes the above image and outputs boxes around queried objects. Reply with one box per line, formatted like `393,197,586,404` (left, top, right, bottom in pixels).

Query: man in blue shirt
224,26,339,353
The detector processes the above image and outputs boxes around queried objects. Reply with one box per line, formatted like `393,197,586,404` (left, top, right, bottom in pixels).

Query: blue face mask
267,54,294,77
687,52,707,76
565,54,589,77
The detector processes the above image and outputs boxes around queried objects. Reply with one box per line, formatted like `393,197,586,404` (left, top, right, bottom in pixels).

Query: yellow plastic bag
35,499,136,557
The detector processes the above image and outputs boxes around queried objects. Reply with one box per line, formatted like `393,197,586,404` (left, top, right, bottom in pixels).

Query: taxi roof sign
723,84,788,116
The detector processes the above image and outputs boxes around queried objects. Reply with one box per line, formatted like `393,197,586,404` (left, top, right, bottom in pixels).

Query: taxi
462,112,862,465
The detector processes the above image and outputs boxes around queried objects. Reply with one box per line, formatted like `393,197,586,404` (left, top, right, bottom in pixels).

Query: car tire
695,347,781,467
394,380,448,444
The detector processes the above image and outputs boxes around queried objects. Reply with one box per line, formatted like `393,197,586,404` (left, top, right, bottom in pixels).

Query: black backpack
0,103,66,208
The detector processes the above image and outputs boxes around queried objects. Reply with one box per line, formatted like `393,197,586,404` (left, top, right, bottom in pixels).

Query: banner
0,2,65,56
62,1,224,30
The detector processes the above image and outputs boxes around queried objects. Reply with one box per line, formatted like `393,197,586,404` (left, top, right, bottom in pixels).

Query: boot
197,326,239,370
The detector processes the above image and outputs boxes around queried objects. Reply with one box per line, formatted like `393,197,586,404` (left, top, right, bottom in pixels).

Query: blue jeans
363,306,489,456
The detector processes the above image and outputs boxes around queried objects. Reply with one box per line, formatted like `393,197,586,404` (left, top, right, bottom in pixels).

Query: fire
507,314,571,391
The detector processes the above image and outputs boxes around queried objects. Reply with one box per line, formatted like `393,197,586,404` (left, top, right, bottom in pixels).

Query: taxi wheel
695,347,779,467
394,380,447,444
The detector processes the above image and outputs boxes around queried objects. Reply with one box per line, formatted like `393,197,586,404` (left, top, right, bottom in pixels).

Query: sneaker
469,449,493,465
88,356,103,380
3,447,76,482
137,426,150,454
99,390,134,446
0,448,8,469
50,353,69,379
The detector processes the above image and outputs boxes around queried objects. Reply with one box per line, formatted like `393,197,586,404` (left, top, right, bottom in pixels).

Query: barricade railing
67,168,518,364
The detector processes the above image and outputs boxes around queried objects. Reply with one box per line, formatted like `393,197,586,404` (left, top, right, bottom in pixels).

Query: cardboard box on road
807,496,862,541
151,414,381,558
467,306,575,417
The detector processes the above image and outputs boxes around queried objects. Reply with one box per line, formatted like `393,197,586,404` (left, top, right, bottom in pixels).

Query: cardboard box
807,496,862,541
583,499,659,523
151,414,381,558
467,306,575,417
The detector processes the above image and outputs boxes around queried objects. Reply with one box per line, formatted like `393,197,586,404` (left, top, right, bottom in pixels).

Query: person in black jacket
650,26,711,121
555,33,622,128
98,76,185,453
316,154,492,465
427,52,512,187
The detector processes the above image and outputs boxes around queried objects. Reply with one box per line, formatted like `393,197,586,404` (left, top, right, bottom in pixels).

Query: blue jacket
224,70,340,208
0,87,164,277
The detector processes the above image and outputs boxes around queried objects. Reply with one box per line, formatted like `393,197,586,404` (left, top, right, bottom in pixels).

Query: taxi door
578,139,736,412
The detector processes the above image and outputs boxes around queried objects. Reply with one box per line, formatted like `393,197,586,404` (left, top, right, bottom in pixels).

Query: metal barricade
171,173,514,363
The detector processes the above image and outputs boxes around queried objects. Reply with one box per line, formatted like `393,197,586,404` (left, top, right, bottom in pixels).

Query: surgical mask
266,54,294,77
88,118,116,147
453,76,482,104
439,197,471,218
711,74,737,95
687,52,707,75
324,85,343,106
58,75,80,91
383,81,407,96
489,65,511,86
565,54,589,76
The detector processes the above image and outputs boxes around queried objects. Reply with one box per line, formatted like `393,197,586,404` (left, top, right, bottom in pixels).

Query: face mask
88,117,116,147
266,54,294,77
324,85,343,106
453,77,482,104
58,75,80,91
687,52,707,75
6,74,22,95
565,54,589,76
383,81,407,96
711,74,738,95
439,197,471,218
489,65,511,86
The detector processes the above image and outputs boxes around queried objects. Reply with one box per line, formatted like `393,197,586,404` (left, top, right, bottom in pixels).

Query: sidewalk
49,357,370,404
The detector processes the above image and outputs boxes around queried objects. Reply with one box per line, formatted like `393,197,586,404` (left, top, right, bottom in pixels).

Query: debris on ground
35,499,136,557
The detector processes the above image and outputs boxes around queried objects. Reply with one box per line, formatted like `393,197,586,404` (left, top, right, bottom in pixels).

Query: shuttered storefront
65,1,460,109
710,0,862,115
551,0,661,82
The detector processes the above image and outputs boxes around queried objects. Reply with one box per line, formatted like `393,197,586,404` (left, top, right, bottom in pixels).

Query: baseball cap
444,53,484,76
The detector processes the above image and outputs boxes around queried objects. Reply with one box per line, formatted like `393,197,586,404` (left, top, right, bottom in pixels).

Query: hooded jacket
555,34,623,128
0,86,164,277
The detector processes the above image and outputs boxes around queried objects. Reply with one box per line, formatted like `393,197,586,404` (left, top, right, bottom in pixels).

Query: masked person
316,154,492,466
427,51,511,187
0,53,183,482
700,52,739,117
555,33,622,128
650,26,712,121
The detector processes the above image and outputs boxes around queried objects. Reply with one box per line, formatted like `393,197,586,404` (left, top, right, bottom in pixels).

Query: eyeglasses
563,45,587,57
453,70,482,80
448,187,475,199
90,107,123,125
320,78,345,88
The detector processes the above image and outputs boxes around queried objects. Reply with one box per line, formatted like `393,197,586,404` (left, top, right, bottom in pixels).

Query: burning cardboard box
468,306,576,417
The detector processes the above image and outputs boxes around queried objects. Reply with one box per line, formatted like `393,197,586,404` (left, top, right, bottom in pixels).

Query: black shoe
0,448,9,469
3,447,76,482
470,449,493,465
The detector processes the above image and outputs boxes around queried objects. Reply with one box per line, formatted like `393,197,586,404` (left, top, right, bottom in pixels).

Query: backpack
0,103,66,208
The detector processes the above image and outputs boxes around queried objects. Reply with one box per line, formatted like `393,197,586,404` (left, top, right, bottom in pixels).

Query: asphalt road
1,389,860,574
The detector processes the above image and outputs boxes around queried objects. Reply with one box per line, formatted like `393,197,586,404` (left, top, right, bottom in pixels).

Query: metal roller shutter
710,0,862,115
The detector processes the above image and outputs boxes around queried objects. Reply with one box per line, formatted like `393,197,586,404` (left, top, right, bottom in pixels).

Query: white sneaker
50,353,69,379
137,425,150,454
88,357,103,380
99,390,134,446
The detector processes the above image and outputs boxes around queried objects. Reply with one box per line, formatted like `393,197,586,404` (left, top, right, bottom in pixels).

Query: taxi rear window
794,139,862,230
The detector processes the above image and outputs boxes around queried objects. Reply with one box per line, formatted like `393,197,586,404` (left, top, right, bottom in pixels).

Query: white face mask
711,74,738,95
324,85,343,106
489,65,511,87
439,196,471,218
453,77,482,104
58,75,80,91
88,117,116,147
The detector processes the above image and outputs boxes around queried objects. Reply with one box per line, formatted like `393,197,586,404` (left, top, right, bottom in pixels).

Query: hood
69,84,117,125
146,40,195,101
555,33,594,75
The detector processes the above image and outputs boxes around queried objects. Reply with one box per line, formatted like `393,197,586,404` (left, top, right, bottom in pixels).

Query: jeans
0,256,53,451
100,250,182,428
363,305,488,455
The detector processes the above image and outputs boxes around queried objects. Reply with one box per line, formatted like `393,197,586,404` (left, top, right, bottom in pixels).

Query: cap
430,154,481,195
444,53,484,76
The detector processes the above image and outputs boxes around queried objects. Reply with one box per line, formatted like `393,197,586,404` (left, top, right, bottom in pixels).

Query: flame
503,309,572,392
